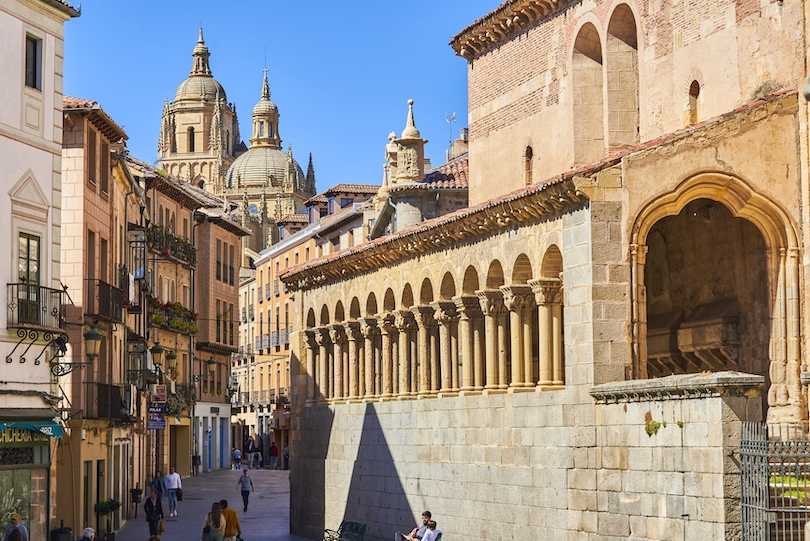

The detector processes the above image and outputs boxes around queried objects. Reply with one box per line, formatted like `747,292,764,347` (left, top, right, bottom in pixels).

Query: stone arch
486,260,505,289
334,300,345,322
512,254,533,284
419,278,434,304
349,297,361,319
572,22,604,164
462,265,480,294
540,245,563,279
607,3,639,147
383,288,396,312
401,284,414,309
366,292,378,316
630,172,800,423
319,305,330,325
439,272,456,300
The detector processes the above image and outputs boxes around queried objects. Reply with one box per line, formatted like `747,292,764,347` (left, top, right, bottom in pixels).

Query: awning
0,420,64,438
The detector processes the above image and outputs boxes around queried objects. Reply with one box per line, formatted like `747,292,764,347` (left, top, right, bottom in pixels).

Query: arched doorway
630,173,801,424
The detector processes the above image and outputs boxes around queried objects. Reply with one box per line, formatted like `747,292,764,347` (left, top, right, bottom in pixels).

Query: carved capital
344,321,361,342
475,289,505,316
305,329,318,348
315,326,331,347
528,278,562,305
430,300,458,325
500,284,533,313
410,305,435,329
394,310,415,332
329,324,346,344
453,295,482,319
360,317,379,339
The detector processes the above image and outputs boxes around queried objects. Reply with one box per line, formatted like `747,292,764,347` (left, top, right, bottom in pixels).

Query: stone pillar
394,310,414,398
329,325,345,400
345,321,361,400
360,317,378,399
501,284,533,389
473,316,484,389
305,330,317,400
552,300,563,385
496,307,508,389
432,301,458,393
411,305,434,396
451,321,459,391
454,295,481,392
315,328,330,400
477,289,504,390
380,313,396,398
530,278,562,387
522,304,534,385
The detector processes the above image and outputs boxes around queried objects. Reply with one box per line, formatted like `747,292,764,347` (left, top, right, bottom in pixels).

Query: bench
323,520,367,541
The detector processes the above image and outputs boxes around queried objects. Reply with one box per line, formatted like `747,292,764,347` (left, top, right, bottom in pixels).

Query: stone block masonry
290,372,763,540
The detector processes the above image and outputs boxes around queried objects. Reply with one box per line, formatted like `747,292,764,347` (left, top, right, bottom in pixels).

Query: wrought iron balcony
85,279,124,323
149,297,197,335
87,383,135,421
6,283,65,332
146,224,196,266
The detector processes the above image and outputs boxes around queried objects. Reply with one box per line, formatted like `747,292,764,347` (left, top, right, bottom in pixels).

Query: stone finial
261,66,271,100
198,26,205,44
401,99,421,140
190,27,212,76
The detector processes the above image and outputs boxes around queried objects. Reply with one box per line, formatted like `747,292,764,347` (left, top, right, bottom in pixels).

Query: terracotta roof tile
40,0,80,16
324,183,380,195
63,96,127,142
304,194,328,205
391,153,469,192
278,214,309,224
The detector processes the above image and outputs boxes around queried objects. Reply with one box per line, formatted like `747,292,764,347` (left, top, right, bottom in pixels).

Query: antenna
445,112,457,161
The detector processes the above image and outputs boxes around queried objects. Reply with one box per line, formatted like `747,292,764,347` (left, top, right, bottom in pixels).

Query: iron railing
6,283,64,331
85,279,124,323
86,383,133,421
146,224,196,266
741,422,810,540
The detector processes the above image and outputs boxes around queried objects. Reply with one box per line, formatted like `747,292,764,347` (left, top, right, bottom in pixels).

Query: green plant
644,411,663,437
94,499,121,514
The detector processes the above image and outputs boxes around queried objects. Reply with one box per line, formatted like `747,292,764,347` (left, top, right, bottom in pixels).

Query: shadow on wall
340,402,414,540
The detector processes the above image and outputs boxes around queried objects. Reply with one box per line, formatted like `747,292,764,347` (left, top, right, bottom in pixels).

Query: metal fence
741,422,810,540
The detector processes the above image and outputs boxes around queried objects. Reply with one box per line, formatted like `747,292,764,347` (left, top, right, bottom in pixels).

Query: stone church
157,29,316,255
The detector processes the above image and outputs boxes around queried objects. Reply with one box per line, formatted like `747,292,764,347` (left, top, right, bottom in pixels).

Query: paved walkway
116,469,306,541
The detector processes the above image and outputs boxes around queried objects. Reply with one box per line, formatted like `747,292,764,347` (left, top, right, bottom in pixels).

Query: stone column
496,306,508,389
432,301,458,393
522,304,534,385
450,321,459,391
501,285,533,389
530,278,562,387
315,327,331,399
329,325,345,400
360,317,378,399
411,305,434,396
454,295,481,392
345,321,361,400
473,316,484,389
477,289,504,390
394,310,414,398
380,313,396,398
305,330,317,400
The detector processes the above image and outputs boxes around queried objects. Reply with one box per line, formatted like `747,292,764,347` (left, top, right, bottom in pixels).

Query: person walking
202,502,227,541
164,467,182,518
144,487,164,539
2,513,29,541
78,527,95,541
150,472,165,501
232,447,241,470
269,442,279,470
219,499,241,541
237,469,254,512
283,445,289,470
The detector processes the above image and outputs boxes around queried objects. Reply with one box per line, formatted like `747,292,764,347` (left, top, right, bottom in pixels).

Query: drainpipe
190,208,206,473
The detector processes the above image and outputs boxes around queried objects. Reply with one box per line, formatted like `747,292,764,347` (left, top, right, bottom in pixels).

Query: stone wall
290,372,763,540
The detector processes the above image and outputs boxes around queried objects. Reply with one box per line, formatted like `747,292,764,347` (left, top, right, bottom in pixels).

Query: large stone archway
629,172,801,425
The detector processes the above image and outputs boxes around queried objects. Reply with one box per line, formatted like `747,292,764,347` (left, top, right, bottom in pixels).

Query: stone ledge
590,371,764,404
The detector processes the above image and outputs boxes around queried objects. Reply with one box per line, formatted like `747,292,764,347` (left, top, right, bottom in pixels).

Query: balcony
87,383,135,421
248,305,255,320
240,391,249,405
85,279,124,323
146,224,196,266
257,285,263,303
266,283,272,300
259,390,270,404
280,329,289,347
241,307,247,323
149,297,198,335
274,279,280,297
6,283,65,332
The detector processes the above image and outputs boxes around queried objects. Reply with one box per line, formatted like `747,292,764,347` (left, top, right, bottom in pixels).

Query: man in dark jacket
144,487,164,537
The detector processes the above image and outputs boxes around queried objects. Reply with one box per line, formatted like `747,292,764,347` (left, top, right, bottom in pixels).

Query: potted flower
94,499,121,515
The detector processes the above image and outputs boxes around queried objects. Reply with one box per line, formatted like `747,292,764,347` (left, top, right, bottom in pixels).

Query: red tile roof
63,96,127,142
390,153,469,192
324,183,380,195
278,214,309,224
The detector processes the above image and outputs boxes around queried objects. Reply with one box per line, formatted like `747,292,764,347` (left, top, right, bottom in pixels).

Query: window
305,247,310,261
183,218,189,239
216,300,221,342
216,239,222,281
87,231,96,280
187,127,195,152
83,461,92,527
348,229,354,247
524,146,533,186
18,233,40,285
228,244,235,285
327,197,335,214
340,198,353,208
100,142,109,193
87,128,97,185
226,130,230,154
99,238,108,282
24,34,42,90
229,304,235,346
294,253,299,265
689,80,700,125
284,303,289,350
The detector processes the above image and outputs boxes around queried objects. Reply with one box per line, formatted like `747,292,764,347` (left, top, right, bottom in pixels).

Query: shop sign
147,403,166,430
0,420,63,440
151,384,167,403
0,428,49,444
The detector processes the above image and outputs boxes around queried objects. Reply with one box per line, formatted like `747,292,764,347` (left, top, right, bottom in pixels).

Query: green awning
0,420,64,438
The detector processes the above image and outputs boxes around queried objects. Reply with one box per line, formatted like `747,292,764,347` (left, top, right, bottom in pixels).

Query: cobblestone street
116,469,305,541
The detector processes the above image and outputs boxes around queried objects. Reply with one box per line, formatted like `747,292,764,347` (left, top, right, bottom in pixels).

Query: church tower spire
250,67,281,149
190,26,212,76
306,152,316,194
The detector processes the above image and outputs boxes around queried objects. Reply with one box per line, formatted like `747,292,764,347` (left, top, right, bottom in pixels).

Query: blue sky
64,1,495,192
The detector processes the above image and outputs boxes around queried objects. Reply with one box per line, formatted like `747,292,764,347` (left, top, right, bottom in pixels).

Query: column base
537,384,565,391
438,390,459,398
398,394,416,401
459,388,483,396
418,391,439,399
378,394,397,401
508,385,535,394
483,387,507,395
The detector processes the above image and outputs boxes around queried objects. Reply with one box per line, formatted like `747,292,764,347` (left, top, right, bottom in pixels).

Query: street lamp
84,325,103,361
150,341,165,367
50,324,101,377
166,350,177,376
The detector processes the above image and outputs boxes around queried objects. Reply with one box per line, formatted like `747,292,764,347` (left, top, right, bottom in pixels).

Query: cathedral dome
175,76,227,102
224,146,304,187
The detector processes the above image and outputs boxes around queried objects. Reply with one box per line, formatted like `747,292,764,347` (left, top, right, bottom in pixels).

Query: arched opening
319,305,330,326
439,272,456,300
540,245,563,279
688,80,700,125
334,301,345,322
524,146,534,186
258,120,265,137
644,199,770,385
401,284,414,309
349,297,361,319
607,4,639,148
485,260,505,289
538,245,565,386
187,126,195,152
366,293,378,316
512,254,533,284
306,308,316,328
572,23,604,164
462,266,480,294
419,278,434,305
383,289,396,312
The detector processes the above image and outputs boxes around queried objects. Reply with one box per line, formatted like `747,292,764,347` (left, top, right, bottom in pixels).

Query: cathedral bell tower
250,68,281,149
